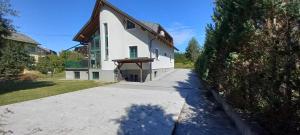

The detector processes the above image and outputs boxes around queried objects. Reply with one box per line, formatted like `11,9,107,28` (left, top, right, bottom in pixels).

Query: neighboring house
4,32,56,62
66,0,178,82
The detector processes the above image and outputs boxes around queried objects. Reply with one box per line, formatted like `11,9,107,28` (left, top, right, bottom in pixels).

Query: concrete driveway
0,69,193,135
0,69,239,135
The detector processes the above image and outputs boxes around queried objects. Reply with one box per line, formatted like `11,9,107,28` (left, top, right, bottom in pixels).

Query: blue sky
10,0,214,52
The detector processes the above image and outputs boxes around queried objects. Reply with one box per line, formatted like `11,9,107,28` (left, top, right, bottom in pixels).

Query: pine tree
185,37,201,62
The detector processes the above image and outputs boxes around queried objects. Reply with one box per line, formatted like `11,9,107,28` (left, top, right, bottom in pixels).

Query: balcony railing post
88,42,91,80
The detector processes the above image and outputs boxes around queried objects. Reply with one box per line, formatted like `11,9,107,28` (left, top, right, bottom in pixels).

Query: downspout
149,36,157,81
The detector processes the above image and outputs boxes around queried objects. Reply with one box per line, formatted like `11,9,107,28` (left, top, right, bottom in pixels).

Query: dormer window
126,20,135,29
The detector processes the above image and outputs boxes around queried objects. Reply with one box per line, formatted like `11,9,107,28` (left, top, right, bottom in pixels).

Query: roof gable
73,0,177,50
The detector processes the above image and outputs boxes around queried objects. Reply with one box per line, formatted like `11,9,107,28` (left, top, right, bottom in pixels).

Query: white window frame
129,46,138,58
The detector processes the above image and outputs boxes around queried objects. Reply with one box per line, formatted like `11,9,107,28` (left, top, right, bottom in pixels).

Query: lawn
0,72,110,106
175,62,194,69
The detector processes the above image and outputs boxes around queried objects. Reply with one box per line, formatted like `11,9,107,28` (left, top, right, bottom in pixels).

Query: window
129,46,138,58
155,49,159,60
90,30,101,69
74,72,80,79
26,46,36,53
129,74,138,82
126,20,135,29
91,30,100,50
104,23,109,60
92,72,100,80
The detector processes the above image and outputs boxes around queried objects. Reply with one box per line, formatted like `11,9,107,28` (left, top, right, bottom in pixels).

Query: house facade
4,32,56,63
66,0,178,82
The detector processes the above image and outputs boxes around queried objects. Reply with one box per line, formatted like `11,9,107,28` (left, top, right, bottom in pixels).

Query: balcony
65,60,88,69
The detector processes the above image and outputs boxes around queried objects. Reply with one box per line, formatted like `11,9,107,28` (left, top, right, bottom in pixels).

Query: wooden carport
112,57,154,82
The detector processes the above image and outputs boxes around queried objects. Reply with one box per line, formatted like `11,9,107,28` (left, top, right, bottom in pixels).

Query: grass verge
0,72,110,106
175,62,194,69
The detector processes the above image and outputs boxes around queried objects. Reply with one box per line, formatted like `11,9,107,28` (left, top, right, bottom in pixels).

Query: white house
66,0,178,82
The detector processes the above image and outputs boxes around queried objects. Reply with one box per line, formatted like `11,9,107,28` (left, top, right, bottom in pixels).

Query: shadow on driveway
173,71,240,135
113,104,174,135
112,70,239,135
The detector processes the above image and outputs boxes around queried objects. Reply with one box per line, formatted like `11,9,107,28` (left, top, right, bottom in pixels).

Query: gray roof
140,21,160,33
37,46,50,53
4,32,40,45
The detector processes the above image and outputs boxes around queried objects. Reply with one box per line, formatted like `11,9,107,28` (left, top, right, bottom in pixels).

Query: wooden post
140,62,143,83
117,64,120,81
118,63,124,81
135,62,143,83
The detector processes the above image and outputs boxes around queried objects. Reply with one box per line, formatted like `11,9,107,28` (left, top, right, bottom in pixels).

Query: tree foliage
36,55,64,75
174,52,188,63
0,0,16,54
195,0,300,134
185,37,201,62
60,50,85,62
0,44,34,79
0,0,31,79
36,51,84,75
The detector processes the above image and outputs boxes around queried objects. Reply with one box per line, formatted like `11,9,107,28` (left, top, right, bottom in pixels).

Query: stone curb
210,89,257,135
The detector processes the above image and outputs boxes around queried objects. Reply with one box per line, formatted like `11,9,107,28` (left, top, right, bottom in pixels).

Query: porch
113,57,154,83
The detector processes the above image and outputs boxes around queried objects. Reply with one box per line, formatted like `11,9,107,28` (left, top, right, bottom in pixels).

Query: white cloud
166,22,196,46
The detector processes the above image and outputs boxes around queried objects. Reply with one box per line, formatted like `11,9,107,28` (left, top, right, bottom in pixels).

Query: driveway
0,69,239,135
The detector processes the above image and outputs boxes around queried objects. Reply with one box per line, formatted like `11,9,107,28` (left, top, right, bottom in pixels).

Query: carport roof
112,57,155,63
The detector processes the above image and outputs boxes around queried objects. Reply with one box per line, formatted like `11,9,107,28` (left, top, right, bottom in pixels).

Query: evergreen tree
185,37,201,62
0,44,33,79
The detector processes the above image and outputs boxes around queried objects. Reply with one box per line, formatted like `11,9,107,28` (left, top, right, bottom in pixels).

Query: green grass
175,62,194,69
0,72,110,106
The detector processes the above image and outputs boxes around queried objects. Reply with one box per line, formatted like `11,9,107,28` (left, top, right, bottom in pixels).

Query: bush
0,43,34,79
195,0,300,134
19,73,39,81
37,55,64,74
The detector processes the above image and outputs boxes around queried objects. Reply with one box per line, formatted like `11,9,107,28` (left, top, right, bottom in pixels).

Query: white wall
151,39,175,69
65,71,89,80
100,6,124,70
99,5,174,71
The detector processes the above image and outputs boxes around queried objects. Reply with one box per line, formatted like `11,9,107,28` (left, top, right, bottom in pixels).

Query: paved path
0,69,239,135
172,70,240,135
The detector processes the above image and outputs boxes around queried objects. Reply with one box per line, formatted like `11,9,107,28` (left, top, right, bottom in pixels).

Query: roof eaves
73,0,101,42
